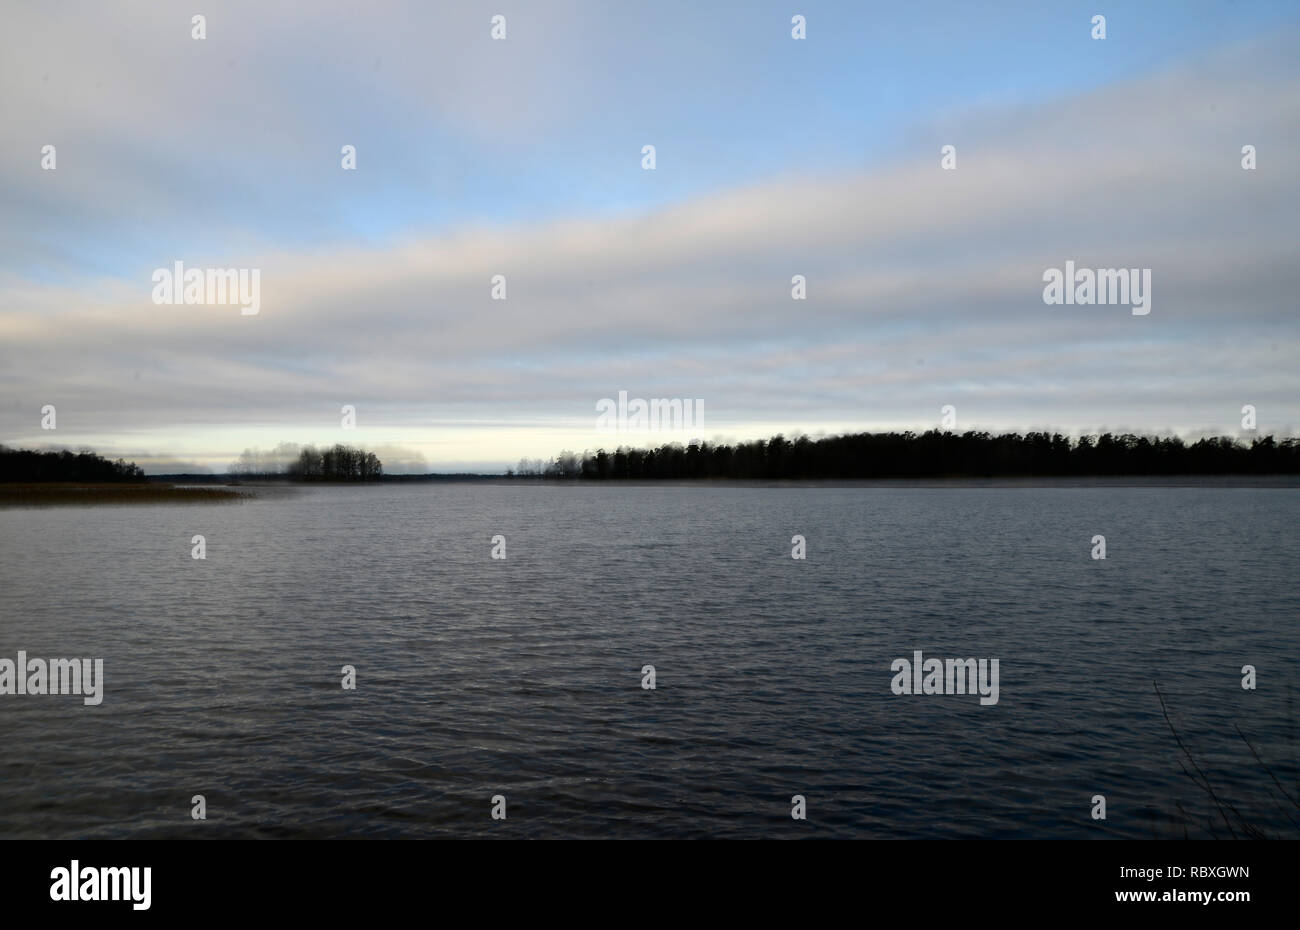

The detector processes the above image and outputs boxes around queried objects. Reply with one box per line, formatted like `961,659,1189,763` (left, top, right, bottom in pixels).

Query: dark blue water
1,483,1297,838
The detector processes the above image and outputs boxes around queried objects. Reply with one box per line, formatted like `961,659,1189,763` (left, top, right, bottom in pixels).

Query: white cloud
2,22,1297,470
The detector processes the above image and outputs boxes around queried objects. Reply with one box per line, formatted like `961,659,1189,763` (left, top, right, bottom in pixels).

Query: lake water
1,482,1297,839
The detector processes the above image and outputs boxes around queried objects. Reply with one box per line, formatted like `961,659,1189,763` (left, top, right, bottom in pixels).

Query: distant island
512,431,1300,480
1,442,384,504
229,443,383,481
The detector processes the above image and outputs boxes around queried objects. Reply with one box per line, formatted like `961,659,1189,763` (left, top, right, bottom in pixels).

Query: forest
0,445,146,482
512,431,1300,480
229,443,384,481
286,444,383,481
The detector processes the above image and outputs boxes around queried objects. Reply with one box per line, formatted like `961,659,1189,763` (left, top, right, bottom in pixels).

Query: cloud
1,20,1298,470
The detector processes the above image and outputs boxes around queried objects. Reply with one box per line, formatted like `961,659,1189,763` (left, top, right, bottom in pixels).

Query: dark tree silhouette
287,444,383,481
0,446,146,482
519,431,1300,480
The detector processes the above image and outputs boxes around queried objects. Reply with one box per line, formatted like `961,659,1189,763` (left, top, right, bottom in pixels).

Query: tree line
0,446,146,482
512,431,1300,480
288,444,383,480
228,443,383,480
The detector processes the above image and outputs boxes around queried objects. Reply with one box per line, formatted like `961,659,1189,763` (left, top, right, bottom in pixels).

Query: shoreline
6,476,1297,504
162,474,1300,489
0,482,250,505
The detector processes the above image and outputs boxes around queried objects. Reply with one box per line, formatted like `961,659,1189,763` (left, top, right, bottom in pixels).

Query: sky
1,1,1298,473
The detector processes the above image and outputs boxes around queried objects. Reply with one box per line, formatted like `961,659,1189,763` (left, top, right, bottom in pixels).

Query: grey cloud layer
2,24,1298,459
